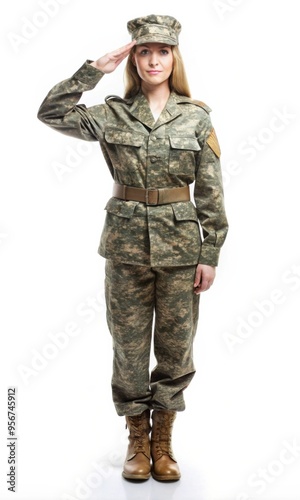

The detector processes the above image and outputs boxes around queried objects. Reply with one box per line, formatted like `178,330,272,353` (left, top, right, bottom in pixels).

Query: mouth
147,71,161,75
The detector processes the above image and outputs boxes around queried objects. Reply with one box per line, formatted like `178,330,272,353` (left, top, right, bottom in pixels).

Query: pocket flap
105,128,144,147
169,137,201,151
105,197,138,218
172,201,199,222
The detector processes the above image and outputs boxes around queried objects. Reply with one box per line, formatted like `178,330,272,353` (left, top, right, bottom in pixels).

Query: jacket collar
128,91,184,130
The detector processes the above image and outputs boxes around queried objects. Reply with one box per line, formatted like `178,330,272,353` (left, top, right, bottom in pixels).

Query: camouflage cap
127,14,181,46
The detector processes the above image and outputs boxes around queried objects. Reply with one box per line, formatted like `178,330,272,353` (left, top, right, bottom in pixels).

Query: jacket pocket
169,136,201,175
104,128,145,177
167,202,201,263
99,198,148,264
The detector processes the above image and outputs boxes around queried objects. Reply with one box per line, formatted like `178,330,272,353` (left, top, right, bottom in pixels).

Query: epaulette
105,94,134,107
191,100,212,114
105,94,125,104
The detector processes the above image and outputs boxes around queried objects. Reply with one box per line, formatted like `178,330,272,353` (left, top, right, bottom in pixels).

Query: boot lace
127,415,149,453
154,413,174,456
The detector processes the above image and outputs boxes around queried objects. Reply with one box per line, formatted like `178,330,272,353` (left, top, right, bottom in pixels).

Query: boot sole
122,471,151,481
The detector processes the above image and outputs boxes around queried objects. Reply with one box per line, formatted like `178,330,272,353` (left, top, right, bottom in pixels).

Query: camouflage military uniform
38,61,228,416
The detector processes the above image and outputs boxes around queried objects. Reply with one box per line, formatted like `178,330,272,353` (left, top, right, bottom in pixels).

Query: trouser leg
105,260,155,416
150,265,200,411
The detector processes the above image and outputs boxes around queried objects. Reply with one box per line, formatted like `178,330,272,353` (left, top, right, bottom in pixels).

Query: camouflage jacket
38,61,228,267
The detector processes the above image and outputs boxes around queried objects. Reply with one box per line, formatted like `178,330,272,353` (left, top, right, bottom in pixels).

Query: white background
1,1,300,499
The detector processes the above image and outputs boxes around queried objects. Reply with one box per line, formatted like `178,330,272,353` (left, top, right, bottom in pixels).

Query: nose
149,54,158,67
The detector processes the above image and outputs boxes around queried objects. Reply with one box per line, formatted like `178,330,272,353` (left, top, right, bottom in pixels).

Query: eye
160,49,169,55
139,49,149,55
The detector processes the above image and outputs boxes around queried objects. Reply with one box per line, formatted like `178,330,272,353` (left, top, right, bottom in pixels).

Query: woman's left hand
194,264,216,294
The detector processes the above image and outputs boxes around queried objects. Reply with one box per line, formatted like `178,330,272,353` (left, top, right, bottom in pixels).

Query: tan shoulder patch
206,128,221,158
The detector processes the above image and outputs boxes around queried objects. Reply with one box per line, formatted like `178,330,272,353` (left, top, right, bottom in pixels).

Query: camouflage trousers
105,260,200,416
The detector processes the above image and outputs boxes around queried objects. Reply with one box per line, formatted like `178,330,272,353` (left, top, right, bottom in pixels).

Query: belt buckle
145,188,158,205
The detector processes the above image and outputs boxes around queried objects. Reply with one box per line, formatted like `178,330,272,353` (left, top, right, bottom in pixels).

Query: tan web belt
112,183,190,206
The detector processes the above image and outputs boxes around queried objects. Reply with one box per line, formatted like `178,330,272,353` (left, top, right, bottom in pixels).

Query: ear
131,53,136,66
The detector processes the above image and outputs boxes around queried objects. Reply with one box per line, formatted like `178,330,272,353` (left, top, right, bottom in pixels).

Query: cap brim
135,34,178,46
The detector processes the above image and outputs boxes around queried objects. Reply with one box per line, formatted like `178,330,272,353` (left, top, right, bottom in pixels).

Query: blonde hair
124,45,191,99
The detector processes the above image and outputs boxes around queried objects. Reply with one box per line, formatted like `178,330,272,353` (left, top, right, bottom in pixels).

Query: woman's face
132,43,174,87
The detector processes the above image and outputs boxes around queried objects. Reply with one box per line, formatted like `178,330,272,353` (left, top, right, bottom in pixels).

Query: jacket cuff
72,60,105,86
198,245,220,267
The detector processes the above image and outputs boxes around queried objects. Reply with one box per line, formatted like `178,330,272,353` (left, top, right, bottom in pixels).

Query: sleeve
194,115,229,266
37,60,106,141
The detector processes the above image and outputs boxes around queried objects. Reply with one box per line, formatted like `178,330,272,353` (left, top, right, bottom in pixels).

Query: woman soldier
38,14,228,482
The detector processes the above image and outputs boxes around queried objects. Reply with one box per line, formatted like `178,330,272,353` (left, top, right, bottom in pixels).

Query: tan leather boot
122,409,151,480
151,410,181,481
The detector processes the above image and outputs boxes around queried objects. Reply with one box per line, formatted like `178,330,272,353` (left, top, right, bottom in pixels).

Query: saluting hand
90,40,136,73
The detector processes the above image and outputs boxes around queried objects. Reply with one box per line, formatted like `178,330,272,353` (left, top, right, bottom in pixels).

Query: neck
141,81,171,116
